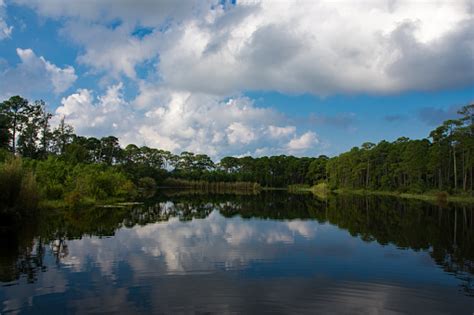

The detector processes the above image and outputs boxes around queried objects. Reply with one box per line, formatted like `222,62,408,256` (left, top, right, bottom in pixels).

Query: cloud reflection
62,209,317,274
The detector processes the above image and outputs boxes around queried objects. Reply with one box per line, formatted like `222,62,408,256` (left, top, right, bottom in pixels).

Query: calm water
1,192,474,314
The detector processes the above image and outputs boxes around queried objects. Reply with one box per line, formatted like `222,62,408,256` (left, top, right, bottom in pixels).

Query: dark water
1,192,474,314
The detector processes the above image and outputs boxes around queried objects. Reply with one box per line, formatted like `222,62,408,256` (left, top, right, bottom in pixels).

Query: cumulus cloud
56,84,319,158
60,21,161,79
287,132,319,152
155,0,474,95
386,19,474,91
268,125,296,139
16,0,473,95
8,0,474,157
227,122,256,145
55,83,135,138
13,0,217,26
0,48,77,97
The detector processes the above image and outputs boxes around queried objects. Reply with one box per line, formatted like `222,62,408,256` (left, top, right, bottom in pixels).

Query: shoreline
332,189,474,204
287,184,474,204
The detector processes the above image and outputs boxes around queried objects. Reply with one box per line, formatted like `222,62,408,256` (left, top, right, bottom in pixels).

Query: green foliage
325,105,473,194
0,93,472,222
311,182,330,199
0,111,10,150
66,164,136,201
33,156,137,206
0,158,39,222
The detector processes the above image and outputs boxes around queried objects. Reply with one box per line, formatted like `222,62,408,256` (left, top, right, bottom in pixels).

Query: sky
0,0,473,159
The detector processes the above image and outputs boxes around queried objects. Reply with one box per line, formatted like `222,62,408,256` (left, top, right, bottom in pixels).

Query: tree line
0,95,473,208
326,104,473,194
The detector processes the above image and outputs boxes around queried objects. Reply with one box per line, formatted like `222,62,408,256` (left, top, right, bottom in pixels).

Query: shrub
0,157,39,221
44,184,64,200
65,164,137,202
35,157,70,199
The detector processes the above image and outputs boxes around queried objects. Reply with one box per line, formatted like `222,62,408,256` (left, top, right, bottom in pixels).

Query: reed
161,178,261,194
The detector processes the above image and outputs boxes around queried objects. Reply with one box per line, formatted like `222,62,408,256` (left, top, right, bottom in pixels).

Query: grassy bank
332,189,474,204
288,183,330,199
287,182,474,204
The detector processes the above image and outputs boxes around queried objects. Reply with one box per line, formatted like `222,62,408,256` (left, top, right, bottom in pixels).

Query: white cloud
8,0,474,158
60,21,161,79
155,0,473,95
0,0,12,40
15,0,473,95
16,48,77,94
55,84,320,158
287,132,319,152
55,83,135,139
0,16,12,40
268,125,296,139
0,48,77,97
227,122,255,145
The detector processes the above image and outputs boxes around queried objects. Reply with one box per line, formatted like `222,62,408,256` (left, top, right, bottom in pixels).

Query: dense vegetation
0,95,472,220
326,106,474,193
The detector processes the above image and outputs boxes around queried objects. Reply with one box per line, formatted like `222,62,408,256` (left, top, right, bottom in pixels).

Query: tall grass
162,178,261,194
0,158,39,222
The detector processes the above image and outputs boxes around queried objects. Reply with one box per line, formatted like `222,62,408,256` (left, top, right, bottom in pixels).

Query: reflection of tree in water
0,226,46,284
311,195,474,296
431,206,474,296
51,238,68,265
124,201,215,226
1,192,473,295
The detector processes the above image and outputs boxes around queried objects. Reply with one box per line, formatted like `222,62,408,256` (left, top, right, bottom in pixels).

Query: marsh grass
162,178,261,194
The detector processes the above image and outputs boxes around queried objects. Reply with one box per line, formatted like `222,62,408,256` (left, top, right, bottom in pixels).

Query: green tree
0,96,30,154
17,100,51,158
99,136,122,164
0,109,10,150
51,117,75,155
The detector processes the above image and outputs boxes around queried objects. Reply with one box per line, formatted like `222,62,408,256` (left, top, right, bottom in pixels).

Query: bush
35,157,70,199
0,157,39,221
44,184,64,200
65,164,137,202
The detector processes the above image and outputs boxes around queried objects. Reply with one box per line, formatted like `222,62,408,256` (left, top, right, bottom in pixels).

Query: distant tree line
0,95,327,190
326,104,473,193
0,95,473,205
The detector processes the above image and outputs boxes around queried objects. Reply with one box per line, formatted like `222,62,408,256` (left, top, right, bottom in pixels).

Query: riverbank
332,189,474,204
287,183,474,204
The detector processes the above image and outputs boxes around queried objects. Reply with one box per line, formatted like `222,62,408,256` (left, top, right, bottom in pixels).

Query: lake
1,192,473,314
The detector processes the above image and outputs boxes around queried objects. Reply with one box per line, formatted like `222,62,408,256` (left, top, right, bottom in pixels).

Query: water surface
1,193,474,314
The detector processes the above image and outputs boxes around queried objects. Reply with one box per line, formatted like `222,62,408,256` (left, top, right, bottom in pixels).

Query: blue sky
0,0,473,159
